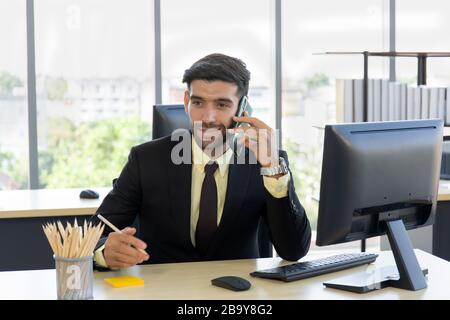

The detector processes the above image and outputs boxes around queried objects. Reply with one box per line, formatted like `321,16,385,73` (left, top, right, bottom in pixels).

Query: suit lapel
206,150,252,257
168,132,195,252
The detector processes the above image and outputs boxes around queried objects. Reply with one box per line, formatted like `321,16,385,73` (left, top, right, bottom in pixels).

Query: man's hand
104,227,149,269
227,112,279,169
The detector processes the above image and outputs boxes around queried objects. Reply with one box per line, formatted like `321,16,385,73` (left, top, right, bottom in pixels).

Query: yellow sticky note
104,276,145,288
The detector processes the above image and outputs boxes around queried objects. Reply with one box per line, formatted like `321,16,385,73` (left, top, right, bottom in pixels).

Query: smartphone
230,96,253,150
231,96,253,129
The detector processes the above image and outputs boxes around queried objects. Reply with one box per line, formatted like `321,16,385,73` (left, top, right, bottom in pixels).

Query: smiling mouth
197,127,223,137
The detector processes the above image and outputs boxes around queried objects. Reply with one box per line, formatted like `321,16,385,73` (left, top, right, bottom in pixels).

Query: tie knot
204,161,218,176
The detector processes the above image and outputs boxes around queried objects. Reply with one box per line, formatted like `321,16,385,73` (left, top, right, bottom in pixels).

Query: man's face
184,80,240,151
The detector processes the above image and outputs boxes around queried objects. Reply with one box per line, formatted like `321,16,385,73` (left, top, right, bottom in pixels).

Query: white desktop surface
0,187,110,218
0,250,448,300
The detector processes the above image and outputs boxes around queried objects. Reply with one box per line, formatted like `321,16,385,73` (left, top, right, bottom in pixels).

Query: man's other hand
104,227,149,269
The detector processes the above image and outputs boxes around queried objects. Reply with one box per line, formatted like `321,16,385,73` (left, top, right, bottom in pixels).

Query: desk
0,187,109,218
381,181,450,258
434,181,450,260
438,179,450,201
0,188,110,271
0,250,448,300
376,181,450,261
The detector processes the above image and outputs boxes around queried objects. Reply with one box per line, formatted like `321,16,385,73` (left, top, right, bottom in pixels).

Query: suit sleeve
94,146,142,253
263,150,312,261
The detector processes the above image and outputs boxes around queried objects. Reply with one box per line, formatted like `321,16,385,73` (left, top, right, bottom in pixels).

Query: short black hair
182,53,251,98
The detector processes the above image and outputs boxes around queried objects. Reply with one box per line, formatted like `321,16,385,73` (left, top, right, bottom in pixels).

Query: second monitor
317,119,443,292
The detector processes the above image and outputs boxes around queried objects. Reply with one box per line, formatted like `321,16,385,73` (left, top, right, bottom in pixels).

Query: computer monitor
152,104,191,139
317,119,443,292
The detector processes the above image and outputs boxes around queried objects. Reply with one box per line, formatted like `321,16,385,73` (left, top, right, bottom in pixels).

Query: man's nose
201,106,217,123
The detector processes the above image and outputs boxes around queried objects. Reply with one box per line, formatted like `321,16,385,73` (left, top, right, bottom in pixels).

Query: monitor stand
323,219,428,293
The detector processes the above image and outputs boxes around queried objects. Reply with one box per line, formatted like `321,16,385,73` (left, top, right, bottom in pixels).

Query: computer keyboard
250,252,378,282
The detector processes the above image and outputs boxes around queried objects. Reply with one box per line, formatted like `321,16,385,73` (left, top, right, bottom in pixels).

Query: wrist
260,157,289,176
260,157,279,168
264,173,286,179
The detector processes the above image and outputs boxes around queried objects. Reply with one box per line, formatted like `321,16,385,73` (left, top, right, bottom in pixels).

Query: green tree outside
39,117,151,188
0,71,23,96
0,147,28,189
284,138,321,230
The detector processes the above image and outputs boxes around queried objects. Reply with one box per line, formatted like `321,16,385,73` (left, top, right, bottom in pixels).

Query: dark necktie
196,161,219,256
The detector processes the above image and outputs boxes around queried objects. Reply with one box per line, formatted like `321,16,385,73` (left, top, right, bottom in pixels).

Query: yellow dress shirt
94,138,290,267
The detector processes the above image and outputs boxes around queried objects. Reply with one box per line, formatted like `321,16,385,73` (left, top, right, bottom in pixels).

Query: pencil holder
54,255,94,300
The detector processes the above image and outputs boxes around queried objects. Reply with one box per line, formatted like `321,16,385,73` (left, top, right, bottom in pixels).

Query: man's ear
183,90,189,114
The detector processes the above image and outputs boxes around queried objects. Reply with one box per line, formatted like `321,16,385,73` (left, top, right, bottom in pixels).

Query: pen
97,214,148,256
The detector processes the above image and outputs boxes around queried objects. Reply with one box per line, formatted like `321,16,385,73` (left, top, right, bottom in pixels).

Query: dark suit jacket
96,132,311,264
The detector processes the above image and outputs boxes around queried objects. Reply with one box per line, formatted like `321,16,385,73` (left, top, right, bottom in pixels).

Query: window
0,0,29,190
34,0,155,188
282,0,389,252
397,0,450,87
160,0,276,127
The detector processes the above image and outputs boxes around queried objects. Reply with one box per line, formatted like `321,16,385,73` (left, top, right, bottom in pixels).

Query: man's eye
217,103,228,108
192,101,202,106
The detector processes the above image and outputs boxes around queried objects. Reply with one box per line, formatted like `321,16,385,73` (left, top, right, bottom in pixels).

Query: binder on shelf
394,83,402,120
420,86,429,119
429,87,439,119
324,51,450,128
381,79,389,121
400,83,407,120
413,86,422,120
373,79,382,121
367,79,374,122
344,79,353,122
438,88,446,120
406,87,415,120
336,77,449,124
388,82,396,121
336,79,354,123
353,79,364,122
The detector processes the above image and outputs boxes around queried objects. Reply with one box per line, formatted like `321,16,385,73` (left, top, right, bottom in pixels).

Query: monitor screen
152,104,191,140
317,119,442,246
316,119,443,292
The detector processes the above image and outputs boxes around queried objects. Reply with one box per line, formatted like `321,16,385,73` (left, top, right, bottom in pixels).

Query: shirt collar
192,136,233,177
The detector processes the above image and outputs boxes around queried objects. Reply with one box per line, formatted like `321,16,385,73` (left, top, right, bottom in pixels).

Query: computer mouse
79,189,99,199
211,276,251,291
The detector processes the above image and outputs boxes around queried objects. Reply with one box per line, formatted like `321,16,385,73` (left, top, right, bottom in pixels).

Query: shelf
317,51,450,122
315,51,450,86
315,51,450,58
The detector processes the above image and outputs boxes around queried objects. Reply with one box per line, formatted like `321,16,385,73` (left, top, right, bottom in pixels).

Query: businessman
94,53,311,269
